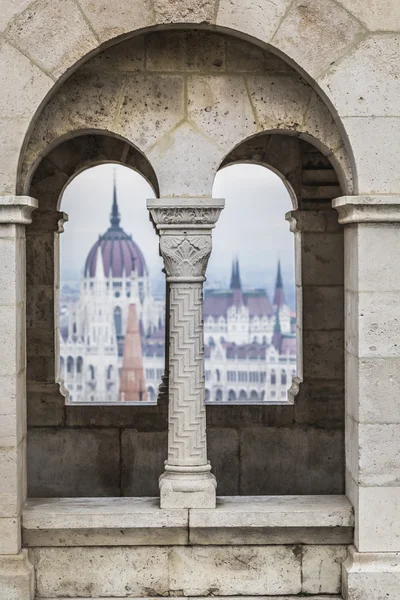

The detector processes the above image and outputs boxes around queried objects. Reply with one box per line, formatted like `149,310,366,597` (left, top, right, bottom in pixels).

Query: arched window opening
59,163,163,404
205,164,295,405
215,389,223,402
228,389,236,402
67,356,74,374
239,390,248,402
76,357,83,375
281,370,287,386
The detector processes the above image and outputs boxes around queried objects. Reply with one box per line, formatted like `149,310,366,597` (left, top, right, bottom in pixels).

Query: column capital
147,197,224,282
333,195,400,224
286,208,341,233
0,196,38,225
147,197,224,229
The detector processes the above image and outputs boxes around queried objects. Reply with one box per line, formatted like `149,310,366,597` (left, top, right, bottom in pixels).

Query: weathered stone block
246,74,311,132
82,36,145,73
116,74,185,151
346,290,400,358
79,0,154,42
32,546,169,597
27,428,120,497
169,546,301,595
301,232,344,286
6,0,97,77
346,354,400,424
0,517,20,554
302,330,344,380
240,427,344,495
354,486,400,552
273,0,364,77
217,0,291,43
302,285,344,331
154,0,216,24
0,439,26,518
319,35,400,118
121,430,166,497
338,0,400,30
0,117,31,195
27,383,64,427
302,545,347,594
188,74,255,150
0,41,52,119
61,72,124,131
0,0,31,33
208,427,239,496
343,546,400,600
146,31,226,73
148,122,221,197
342,117,400,194
0,550,34,600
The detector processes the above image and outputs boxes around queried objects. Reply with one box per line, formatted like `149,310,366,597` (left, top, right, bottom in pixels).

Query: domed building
59,173,165,403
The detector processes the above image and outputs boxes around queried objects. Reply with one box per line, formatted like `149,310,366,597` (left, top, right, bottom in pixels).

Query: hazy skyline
60,163,295,303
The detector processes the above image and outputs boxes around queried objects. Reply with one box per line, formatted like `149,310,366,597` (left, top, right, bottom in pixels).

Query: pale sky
60,163,295,304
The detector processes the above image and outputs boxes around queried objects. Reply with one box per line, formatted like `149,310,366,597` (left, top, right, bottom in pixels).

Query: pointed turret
272,309,282,351
230,256,243,307
273,260,285,308
119,304,147,402
110,168,121,229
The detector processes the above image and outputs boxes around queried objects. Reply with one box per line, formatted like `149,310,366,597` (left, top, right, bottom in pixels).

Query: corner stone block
343,546,400,600
0,550,34,600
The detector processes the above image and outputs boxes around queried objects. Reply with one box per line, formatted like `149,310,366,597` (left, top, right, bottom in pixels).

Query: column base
0,550,34,600
342,546,400,600
159,464,217,509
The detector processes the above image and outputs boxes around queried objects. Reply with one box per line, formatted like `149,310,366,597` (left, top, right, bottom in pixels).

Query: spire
272,309,282,351
230,257,242,290
230,256,244,307
110,167,121,229
273,259,285,308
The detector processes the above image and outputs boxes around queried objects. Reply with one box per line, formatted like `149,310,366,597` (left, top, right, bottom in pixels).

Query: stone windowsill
22,495,353,547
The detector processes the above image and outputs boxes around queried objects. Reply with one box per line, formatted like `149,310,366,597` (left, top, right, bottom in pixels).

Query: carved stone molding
0,195,38,225
160,235,212,279
333,195,400,224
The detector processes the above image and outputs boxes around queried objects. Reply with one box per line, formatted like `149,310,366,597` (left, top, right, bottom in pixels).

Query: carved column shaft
147,198,224,509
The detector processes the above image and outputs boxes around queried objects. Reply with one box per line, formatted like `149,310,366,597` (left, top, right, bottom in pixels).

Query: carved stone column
147,197,224,509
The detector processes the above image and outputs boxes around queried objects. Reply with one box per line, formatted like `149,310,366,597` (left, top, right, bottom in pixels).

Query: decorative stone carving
147,197,224,508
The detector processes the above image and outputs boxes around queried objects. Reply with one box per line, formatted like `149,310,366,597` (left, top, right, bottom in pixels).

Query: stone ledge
190,495,354,544
23,496,353,547
44,597,342,600
23,497,188,546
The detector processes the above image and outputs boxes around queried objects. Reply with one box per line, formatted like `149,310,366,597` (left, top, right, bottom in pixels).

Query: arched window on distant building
271,370,276,385
67,356,74,374
228,389,236,402
76,356,83,375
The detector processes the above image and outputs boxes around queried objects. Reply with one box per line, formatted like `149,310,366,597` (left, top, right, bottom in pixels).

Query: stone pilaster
0,196,37,599
333,196,400,599
286,209,344,404
147,197,224,509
